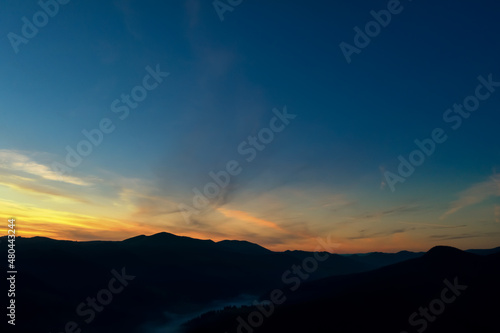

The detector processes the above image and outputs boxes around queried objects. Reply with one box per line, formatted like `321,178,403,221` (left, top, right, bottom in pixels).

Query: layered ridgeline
2,232,498,333
184,246,500,333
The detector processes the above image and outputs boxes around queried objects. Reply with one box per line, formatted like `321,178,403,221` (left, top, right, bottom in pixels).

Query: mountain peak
123,234,147,242
149,231,178,239
426,245,463,255
423,246,477,263
216,239,271,254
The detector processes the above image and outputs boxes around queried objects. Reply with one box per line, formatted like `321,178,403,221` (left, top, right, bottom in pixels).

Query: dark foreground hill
1,232,424,333
184,246,500,333
3,233,498,333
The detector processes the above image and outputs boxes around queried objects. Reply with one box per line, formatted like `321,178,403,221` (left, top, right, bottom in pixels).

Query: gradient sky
1,0,499,253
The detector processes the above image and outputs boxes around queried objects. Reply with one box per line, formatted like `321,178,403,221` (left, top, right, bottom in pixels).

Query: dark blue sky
1,0,499,252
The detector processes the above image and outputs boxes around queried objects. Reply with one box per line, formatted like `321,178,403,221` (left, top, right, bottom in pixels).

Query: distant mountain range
185,246,500,333
2,232,499,333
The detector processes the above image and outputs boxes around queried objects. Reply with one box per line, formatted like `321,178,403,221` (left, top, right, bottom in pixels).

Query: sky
0,0,499,253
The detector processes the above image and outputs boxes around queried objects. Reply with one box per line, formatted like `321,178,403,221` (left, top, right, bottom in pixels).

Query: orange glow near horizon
217,207,291,234
1,149,498,254
0,195,492,254
0,194,482,254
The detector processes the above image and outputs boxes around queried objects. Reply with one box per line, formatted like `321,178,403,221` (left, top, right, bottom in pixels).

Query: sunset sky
1,0,499,253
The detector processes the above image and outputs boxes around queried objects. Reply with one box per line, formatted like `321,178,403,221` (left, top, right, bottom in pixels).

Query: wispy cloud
354,205,421,220
312,193,355,211
217,207,289,234
0,176,90,203
0,150,91,186
429,231,500,241
347,228,411,240
398,221,467,229
441,174,500,219
114,0,142,40
118,187,181,218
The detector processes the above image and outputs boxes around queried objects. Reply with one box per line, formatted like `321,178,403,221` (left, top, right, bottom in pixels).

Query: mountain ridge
4,232,500,255
184,245,500,333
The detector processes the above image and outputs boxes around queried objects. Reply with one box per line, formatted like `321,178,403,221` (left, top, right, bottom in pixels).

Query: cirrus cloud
0,149,91,186
441,174,500,220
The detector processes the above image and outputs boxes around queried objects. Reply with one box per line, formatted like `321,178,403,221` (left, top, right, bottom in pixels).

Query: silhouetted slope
184,246,500,333
466,245,500,255
216,240,272,255
0,233,376,333
281,250,374,278
6,234,498,333
346,250,424,268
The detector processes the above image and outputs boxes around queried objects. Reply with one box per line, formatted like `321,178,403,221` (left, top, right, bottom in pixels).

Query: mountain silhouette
216,240,272,255
2,233,498,333
344,249,424,268
0,233,371,332
184,245,500,333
